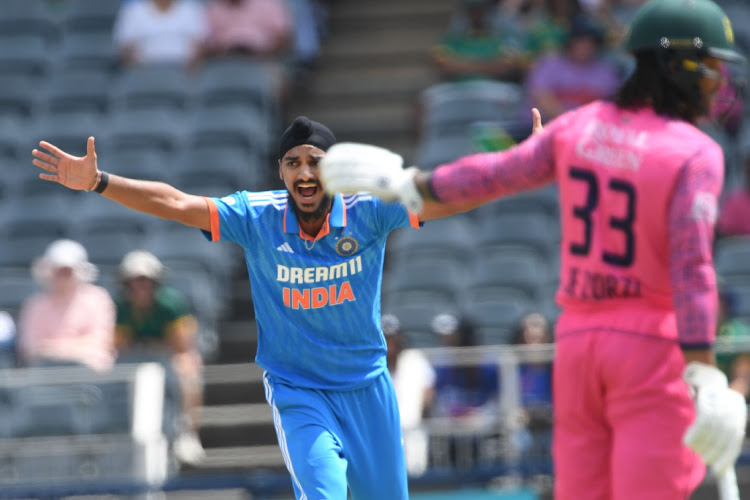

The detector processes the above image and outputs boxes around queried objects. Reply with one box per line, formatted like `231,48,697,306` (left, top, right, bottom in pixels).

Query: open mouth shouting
295,180,323,208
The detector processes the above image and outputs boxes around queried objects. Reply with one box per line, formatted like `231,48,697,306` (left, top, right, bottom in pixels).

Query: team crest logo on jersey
723,16,735,45
335,236,359,257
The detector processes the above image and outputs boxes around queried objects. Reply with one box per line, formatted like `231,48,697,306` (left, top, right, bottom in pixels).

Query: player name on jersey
277,256,363,309
576,118,647,171
563,265,642,301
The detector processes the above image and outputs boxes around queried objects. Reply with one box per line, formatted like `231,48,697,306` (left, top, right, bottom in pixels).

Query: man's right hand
320,142,424,213
683,362,747,476
32,136,99,191
532,107,543,135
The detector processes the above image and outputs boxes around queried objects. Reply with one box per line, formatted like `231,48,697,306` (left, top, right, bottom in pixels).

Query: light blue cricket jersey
204,190,419,390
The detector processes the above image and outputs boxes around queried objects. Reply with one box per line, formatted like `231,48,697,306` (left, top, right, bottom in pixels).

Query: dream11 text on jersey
276,256,363,309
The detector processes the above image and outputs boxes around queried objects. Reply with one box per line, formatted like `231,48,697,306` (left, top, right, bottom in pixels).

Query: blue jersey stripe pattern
206,190,416,389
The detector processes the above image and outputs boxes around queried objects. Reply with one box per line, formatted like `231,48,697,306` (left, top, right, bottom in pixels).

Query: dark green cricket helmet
623,0,744,64
621,0,745,112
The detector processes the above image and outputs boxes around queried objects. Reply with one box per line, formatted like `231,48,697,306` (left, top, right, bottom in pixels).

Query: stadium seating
141,224,238,282
0,193,75,269
62,0,121,35
196,58,277,123
182,143,267,190
420,80,524,136
465,252,548,302
384,257,466,305
732,284,750,322
476,185,560,220
382,291,461,347
76,229,147,267
0,363,170,487
0,35,51,80
0,0,58,43
112,66,193,112
716,236,750,286
0,272,38,317
32,111,102,158
476,213,558,262
41,69,114,117
105,147,174,183
389,215,477,263
108,108,187,154
463,298,529,345
0,77,38,121
414,131,476,170
59,31,120,74
188,105,270,156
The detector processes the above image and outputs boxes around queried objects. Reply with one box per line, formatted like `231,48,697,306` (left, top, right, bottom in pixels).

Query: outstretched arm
32,137,211,231
416,108,546,220
415,108,554,208
321,108,550,220
670,148,747,479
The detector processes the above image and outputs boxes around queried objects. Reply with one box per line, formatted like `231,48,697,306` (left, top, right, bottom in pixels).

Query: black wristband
94,171,109,194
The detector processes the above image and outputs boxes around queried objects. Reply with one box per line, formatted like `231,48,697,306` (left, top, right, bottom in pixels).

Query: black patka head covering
278,116,336,159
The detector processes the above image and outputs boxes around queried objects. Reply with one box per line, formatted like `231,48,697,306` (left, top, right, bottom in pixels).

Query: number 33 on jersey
555,102,723,312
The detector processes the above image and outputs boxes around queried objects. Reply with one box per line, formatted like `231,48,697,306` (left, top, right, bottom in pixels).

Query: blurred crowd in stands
1,0,750,481
383,310,554,476
2,240,206,466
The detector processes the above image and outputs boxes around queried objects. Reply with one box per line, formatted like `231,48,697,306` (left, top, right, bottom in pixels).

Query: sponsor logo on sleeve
691,192,718,223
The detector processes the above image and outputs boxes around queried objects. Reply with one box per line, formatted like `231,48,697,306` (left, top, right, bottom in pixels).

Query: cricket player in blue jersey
31,117,422,499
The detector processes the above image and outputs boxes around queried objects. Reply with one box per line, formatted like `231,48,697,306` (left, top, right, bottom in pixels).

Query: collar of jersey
283,193,347,241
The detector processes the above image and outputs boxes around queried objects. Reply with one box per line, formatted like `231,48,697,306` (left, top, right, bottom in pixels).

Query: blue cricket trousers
263,370,409,500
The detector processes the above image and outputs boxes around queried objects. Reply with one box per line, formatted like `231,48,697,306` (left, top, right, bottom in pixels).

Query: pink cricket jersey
431,101,724,347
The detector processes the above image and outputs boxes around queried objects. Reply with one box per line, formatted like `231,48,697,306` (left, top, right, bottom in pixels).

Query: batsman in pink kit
321,1,748,498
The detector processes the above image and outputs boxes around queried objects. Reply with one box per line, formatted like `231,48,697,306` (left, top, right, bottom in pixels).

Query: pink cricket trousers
553,326,705,500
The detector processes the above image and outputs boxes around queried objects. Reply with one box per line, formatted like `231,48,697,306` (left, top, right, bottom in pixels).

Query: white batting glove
320,142,424,213
683,362,747,476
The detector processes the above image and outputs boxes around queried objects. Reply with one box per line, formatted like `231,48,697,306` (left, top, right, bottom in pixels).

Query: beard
287,191,333,224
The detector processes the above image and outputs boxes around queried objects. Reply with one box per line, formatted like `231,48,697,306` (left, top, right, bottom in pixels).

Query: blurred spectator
431,313,499,418
17,239,116,372
0,311,16,369
717,145,750,237
432,0,527,82
512,312,553,406
203,0,293,59
383,313,435,476
518,0,579,61
580,0,646,44
716,287,750,400
115,250,205,466
287,0,325,70
203,0,294,100
113,0,208,69
430,313,500,469
526,14,620,120
511,312,553,466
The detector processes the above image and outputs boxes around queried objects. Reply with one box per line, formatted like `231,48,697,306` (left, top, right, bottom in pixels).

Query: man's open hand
683,362,747,476
320,142,423,213
32,136,99,191
532,108,543,135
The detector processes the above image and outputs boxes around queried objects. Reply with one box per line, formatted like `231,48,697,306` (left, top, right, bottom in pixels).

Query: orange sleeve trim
408,209,420,229
204,197,221,242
